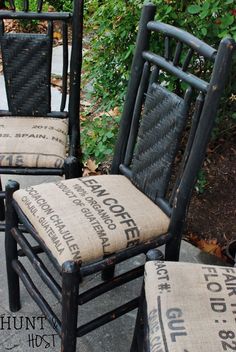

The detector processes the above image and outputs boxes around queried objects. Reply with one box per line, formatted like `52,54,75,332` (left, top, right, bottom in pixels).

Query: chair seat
145,261,236,352
13,175,170,266
0,116,68,168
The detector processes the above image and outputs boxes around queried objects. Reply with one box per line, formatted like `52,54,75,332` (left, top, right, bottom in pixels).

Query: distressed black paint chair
131,249,236,352
0,0,84,228
5,3,235,352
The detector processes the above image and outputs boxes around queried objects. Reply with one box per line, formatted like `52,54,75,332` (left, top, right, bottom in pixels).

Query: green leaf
166,6,172,14
202,2,210,11
106,131,114,138
201,27,208,36
187,5,201,14
221,14,234,27
200,11,209,19
225,0,234,4
218,30,229,38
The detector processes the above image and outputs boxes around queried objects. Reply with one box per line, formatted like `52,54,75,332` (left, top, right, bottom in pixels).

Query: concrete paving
52,45,72,76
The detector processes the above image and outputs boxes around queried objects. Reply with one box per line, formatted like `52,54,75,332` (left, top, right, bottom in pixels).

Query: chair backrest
0,0,83,127
112,3,235,228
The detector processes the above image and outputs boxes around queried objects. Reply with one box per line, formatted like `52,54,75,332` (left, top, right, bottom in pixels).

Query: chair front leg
101,262,115,281
61,260,80,352
5,180,21,312
130,286,145,352
130,249,164,352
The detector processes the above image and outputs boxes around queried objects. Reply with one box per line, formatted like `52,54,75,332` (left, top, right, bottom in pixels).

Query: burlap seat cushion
145,261,236,352
0,116,68,168
13,175,170,266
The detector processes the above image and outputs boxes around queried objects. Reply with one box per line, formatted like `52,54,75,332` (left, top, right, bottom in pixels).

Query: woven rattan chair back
1,29,53,116
0,0,82,118
0,0,84,228
112,3,235,259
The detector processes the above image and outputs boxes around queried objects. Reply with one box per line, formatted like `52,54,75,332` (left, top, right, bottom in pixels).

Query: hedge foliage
83,0,236,109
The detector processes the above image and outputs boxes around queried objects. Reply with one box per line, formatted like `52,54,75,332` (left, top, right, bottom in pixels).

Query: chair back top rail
0,0,71,18
0,11,71,20
142,51,209,92
147,21,217,61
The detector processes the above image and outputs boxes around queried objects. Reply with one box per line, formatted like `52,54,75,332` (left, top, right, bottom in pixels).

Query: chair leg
0,177,5,221
130,249,164,352
5,180,21,312
64,156,83,179
61,261,80,352
101,257,115,281
165,235,182,261
130,294,145,352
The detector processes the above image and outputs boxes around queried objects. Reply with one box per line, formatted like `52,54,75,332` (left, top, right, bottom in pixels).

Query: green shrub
82,0,235,164
14,0,38,11
84,0,142,110
81,113,120,163
85,0,236,110
46,0,73,12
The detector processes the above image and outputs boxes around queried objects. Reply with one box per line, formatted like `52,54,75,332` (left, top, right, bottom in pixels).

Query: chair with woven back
0,0,84,229
4,3,235,352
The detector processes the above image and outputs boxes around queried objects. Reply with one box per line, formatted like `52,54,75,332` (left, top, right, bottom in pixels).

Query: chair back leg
64,156,83,179
165,232,182,261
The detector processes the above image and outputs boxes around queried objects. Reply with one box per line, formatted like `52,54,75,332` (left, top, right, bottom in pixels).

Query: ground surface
185,136,236,261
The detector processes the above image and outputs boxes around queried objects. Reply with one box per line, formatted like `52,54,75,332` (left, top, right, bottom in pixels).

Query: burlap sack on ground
145,261,236,352
0,117,68,168
13,175,170,266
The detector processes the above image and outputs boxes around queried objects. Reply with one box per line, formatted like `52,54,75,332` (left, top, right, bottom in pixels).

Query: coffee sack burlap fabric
0,117,68,168
145,261,236,352
13,175,170,266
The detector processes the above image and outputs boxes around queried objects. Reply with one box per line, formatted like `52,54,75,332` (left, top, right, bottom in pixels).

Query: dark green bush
81,0,235,163
81,113,120,163
85,0,236,110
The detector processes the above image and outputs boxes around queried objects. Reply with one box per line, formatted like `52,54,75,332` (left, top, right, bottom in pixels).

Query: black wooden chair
0,0,84,229
4,3,235,352
131,248,236,352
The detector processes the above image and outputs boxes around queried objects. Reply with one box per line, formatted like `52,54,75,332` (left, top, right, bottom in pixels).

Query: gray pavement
0,46,228,352
52,46,72,76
